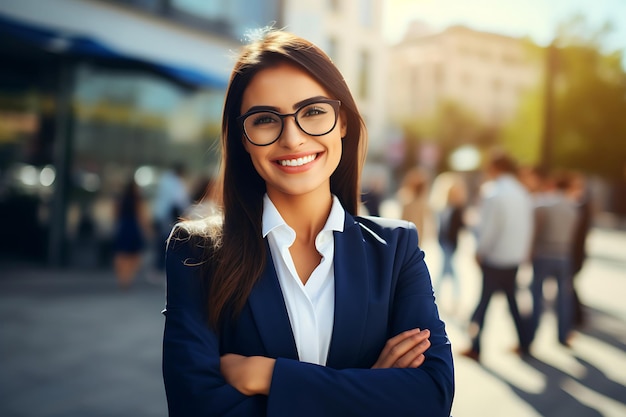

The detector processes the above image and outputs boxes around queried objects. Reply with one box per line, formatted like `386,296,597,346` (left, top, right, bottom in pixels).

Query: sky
383,0,626,59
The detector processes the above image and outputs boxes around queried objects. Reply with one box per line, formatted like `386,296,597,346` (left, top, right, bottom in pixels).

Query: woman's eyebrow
243,96,330,114
292,96,329,109
244,105,279,113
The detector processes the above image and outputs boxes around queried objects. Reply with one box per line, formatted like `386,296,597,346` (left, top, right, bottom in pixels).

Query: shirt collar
262,194,345,238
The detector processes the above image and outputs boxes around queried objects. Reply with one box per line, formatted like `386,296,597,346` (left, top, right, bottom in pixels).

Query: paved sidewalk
0,268,168,417
1,227,625,417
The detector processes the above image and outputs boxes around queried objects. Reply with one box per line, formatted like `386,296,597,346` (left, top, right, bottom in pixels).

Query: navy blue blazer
162,214,454,417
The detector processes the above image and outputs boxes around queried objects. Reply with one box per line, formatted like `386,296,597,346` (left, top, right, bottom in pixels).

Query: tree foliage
504,15,626,180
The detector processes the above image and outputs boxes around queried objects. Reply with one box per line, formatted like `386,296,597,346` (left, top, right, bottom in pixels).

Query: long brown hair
203,30,367,326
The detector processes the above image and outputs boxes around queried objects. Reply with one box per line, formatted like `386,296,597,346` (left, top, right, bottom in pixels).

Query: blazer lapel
247,245,299,360
326,214,370,368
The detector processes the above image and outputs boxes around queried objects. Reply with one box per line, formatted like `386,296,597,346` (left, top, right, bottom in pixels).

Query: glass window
0,57,58,262
73,64,222,189
69,64,223,266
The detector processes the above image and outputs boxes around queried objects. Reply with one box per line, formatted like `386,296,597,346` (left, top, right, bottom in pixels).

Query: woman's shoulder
353,215,418,243
355,215,414,230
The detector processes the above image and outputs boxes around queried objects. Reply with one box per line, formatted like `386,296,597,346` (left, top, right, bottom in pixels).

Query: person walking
161,29,454,416
433,176,467,307
397,166,431,239
150,163,190,280
567,171,592,327
461,151,534,361
529,172,579,347
112,178,151,289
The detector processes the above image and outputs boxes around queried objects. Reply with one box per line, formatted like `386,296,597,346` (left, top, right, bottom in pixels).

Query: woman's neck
267,190,333,244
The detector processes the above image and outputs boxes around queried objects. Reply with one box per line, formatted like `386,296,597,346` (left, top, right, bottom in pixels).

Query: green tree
504,15,626,180
552,17,626,180
500,84,544,166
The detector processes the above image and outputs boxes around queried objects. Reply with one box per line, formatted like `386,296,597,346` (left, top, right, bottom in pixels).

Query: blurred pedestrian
161,29,453,416
397,166,431,239
113,178,151,289
461,150,534,361
361,178,384,216
519,165,545,197
567,171,592,327
529,172,579,347
433,175,467,307
151,163,190,280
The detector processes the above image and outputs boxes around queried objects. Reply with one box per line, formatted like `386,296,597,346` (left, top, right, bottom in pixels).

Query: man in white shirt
152,163,190,276
462,151,534,361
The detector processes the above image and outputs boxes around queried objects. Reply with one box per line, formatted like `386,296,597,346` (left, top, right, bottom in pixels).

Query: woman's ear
340,111,348,138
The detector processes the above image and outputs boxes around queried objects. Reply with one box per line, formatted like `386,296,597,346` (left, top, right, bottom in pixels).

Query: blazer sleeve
267,223,454,417
162,226,266,417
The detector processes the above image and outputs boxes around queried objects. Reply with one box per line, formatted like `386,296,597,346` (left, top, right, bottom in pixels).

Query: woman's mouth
276,153,318,167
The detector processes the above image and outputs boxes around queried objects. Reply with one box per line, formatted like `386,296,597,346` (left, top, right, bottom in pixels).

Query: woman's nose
278,116,305,148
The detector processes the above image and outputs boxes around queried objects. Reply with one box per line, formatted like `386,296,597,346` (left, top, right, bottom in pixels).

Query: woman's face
240,62,346,202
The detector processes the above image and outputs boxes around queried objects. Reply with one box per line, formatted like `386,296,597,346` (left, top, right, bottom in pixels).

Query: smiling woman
161,29,454,417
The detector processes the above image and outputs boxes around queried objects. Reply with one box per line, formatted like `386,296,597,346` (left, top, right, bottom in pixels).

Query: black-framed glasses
237,99,341,146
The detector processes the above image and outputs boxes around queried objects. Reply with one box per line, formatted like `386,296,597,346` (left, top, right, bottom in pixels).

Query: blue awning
0,13,122,58
0,3,232,89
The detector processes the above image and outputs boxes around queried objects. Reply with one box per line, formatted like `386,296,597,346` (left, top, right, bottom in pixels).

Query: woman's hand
372,328,431,369
220,354,275,396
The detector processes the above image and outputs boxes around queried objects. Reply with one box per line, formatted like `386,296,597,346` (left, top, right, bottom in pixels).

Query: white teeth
278,154,317,167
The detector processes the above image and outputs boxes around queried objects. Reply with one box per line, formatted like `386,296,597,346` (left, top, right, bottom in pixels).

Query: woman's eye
251,113,279,126
302,105,327,117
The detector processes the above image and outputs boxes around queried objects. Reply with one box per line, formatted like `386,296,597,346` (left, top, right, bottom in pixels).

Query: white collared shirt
476,174,534,266
262,194,345,365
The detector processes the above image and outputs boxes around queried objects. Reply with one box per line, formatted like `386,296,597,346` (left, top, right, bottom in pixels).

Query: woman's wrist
250,356,275,395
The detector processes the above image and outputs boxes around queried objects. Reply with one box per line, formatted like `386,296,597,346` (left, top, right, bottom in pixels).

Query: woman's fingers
409,354,426,368
373,328,431,369
393,337,431,368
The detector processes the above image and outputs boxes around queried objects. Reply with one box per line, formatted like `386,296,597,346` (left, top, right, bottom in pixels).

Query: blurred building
0,0,385,266
388,22,541,127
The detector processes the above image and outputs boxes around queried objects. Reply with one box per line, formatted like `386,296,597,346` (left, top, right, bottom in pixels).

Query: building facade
388,23,541,127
